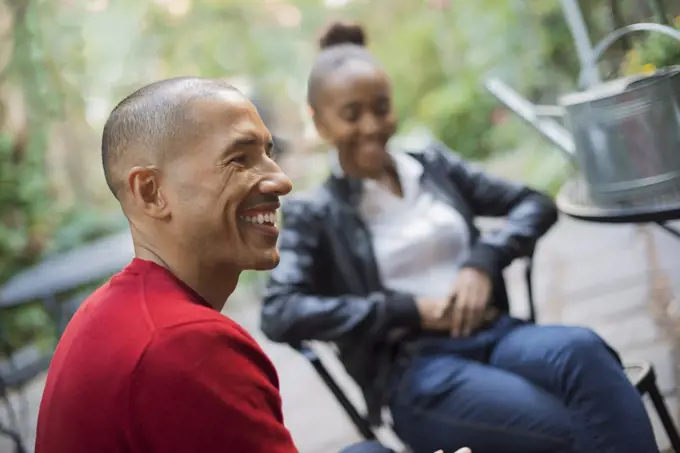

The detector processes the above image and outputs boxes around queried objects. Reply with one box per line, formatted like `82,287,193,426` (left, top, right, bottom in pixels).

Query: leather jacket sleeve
431,143,558,276
260,198,421,345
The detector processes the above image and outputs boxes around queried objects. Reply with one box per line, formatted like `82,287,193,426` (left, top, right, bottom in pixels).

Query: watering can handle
578,22,680,87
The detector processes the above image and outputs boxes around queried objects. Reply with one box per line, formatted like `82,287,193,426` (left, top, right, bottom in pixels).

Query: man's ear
126,166,170,220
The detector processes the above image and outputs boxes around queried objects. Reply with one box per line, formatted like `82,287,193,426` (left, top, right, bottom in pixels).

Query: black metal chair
0,325,45,453
0,232,132,453
0,292,81,453
293,256,680,452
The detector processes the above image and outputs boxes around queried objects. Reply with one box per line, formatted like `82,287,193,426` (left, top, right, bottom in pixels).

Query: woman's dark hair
307,21,378,110
318,20,366,49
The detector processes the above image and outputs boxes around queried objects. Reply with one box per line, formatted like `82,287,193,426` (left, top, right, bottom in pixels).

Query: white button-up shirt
330,145,470,299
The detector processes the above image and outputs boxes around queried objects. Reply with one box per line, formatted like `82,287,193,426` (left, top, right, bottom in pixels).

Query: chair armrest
293,342,321,362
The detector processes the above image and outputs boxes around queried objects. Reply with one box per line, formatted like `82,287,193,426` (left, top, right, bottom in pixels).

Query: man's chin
247,249,280,271
252,260,278,271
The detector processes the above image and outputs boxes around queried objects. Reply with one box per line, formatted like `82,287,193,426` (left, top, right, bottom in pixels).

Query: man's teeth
240,212,276,225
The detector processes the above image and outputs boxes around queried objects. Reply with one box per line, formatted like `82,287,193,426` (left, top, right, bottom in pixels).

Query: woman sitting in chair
261,21,658,453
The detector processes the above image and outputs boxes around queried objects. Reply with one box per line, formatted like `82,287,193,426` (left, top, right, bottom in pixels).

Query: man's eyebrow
221,133,274,156
230,135,259,148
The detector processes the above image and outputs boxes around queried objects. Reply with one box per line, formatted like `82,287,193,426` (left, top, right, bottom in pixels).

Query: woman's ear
312,110,331,141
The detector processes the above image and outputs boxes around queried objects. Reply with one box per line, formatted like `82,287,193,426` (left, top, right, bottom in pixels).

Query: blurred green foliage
1,0,675,350
367,0,579,160
621,16,680,74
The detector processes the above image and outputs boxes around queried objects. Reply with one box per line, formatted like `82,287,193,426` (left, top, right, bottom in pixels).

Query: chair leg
524,258,536,324
308,357,376,440
0,383,27,453
647,383,680,452
0,422,27,453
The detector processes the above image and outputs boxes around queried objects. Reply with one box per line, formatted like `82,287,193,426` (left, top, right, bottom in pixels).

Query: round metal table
556,176,680,239
556,176,680,453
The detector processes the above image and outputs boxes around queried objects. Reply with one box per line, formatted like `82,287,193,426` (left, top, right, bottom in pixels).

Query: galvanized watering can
486,23,680,207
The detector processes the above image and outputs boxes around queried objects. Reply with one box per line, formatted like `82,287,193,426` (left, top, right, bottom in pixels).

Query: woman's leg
389,354,576,453
337,441,394,453
490,324,658,453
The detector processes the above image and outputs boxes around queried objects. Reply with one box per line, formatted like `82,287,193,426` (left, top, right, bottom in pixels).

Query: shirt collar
328,140,424,188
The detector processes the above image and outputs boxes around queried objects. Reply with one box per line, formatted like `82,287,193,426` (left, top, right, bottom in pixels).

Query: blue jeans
337,441,394,453
389,316,658,453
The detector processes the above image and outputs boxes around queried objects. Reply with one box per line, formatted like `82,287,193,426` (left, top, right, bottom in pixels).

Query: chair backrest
294,255,537,440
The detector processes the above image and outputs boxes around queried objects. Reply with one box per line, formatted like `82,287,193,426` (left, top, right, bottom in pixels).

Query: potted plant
620,16,680,75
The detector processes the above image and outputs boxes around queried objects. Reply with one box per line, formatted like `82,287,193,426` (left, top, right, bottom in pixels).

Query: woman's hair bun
318,20,367,50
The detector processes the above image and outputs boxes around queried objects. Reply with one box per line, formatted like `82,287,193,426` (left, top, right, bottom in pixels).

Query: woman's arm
260,197,421,345
430,142,558,276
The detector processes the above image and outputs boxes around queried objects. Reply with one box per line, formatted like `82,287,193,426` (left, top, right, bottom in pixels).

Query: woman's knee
516,325,608,359
533,326,622,381
493,325,619,383
558,327,604,351
553,327,616,361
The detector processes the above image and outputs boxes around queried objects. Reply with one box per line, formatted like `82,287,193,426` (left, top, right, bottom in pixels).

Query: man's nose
259,162,293,197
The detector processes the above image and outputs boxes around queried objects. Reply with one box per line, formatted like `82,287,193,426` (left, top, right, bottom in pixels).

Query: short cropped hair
101,77,237,198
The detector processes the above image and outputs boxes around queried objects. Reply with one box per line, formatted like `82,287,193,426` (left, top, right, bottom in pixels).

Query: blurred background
1,0,680,452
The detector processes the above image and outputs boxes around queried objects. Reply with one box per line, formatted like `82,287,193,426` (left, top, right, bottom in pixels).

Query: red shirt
35,258,298,453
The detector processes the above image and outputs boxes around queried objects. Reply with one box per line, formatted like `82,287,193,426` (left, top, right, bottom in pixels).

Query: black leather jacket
260,141,558,424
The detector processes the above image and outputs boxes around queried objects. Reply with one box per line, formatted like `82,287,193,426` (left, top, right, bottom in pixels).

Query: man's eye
269,145,282,161
230,155,248,165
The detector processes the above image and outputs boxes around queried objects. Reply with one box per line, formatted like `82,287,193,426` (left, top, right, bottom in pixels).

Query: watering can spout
484,78,576,163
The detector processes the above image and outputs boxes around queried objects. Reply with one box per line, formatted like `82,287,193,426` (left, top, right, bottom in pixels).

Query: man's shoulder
150,316,260,351
65,275,150,342
143,317,275,376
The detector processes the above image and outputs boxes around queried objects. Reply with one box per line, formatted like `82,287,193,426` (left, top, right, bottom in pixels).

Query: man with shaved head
33,77,457,453
34,77,297,453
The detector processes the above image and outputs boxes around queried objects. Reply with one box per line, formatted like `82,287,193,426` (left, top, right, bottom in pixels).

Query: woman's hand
449,267,492,337
416,297,451,331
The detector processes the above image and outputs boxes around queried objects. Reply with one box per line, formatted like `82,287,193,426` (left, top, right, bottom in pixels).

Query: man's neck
134,244,239,312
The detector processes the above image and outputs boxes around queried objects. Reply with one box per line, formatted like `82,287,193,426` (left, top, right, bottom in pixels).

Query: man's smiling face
161,90,293,271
